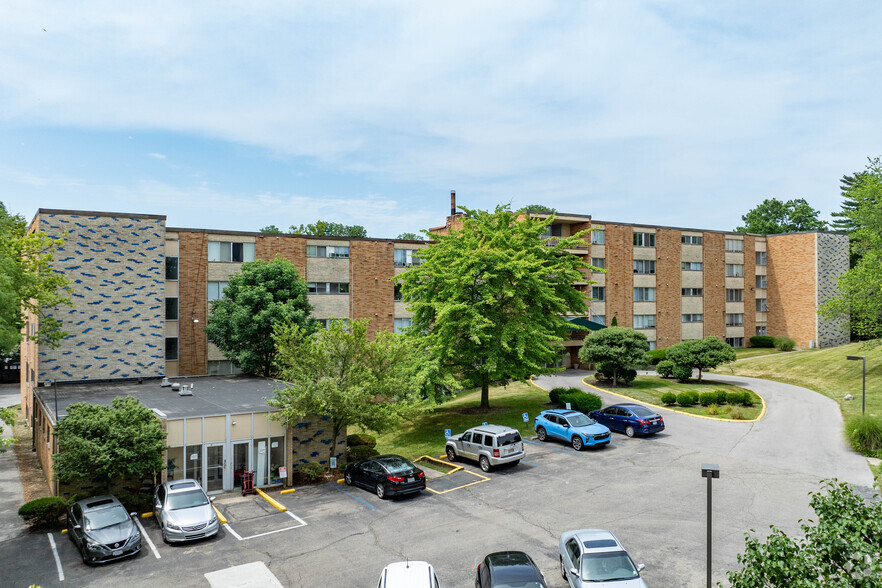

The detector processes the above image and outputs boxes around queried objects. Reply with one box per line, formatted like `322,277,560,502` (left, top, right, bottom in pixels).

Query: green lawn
710,340,882,418
734,347,786,359
589,376,763,420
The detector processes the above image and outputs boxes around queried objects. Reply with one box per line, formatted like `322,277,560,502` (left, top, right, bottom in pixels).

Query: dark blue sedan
589,403,665,437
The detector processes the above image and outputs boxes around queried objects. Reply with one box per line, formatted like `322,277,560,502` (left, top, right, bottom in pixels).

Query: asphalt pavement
0,384,27,544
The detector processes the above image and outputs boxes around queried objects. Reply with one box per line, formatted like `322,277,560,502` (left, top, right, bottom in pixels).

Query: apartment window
726,313,744,327
681,235,703,245
591,257,605,269
634,287,656,302
394,249,422,267
756,326,767,336
634,315,656,329
681,288,703,297
207,281,230,302
755,251,767,266
726,289,744,302
633,232,655,247
726,337,745,348
307,245,349,258
315,318,350,330
725,239,744,252
165,297,179,320
394,318,413,334
726,264,744,277
165,256,179,280
756,275,767,289
592,315,605,326
756,298,768,312
682,314,703,323
681,262,703,271
648,341,657,351
208,241,255,263
165,337,178,361
307,282,350,294
591,230,605,245
591,286,605,301
633,260,656,274
394,284,402,301
207,360,242,376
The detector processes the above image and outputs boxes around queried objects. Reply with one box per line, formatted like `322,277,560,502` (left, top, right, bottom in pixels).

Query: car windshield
630,406,655,417
378,457,414,474
581,551,639,581
498,432,522,446
84,505,129,531
568,414,596,427
167,489,209,510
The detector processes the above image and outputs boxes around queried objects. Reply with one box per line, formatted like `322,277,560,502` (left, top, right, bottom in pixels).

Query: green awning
566,317,606,331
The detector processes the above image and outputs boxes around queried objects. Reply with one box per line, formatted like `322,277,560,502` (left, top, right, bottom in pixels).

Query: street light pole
846,356,867,415
701,464,720,588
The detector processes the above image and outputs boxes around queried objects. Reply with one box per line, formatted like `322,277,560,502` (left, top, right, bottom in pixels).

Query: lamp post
846,356,866,415
701,463,720,588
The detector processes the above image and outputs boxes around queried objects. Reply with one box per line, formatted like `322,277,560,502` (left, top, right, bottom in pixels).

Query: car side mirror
569,567,578,576
155,502,162,510
637,563,645,572
563,423,570,428
129,512,137,518
73,524,81,531
210,496,215,503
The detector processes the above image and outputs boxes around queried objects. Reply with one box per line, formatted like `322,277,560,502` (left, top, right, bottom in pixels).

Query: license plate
407,477,414,483
112,549,123,556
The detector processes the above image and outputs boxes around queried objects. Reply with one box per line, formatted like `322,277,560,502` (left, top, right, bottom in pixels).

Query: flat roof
36,375,287,422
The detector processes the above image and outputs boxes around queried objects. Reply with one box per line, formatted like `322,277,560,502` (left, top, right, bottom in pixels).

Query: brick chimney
450,190,456,216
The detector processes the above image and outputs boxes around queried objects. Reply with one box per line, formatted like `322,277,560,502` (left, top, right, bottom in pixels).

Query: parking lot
1,373,875,587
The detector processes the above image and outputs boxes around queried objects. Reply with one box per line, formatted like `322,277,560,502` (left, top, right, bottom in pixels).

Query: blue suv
534,409,611,451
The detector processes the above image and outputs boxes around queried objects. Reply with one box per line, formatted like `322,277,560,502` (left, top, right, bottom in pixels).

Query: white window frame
681,288,703,297
725,313,744,327
756,275,767,289
591,230,605,245
591,286,605,301
725,239,744,252
633,287,656,302
681,235,703,245
633,232,656,247
633,260,656,274
681,262,703,271
633,315,656,329
726,264,744,277
756,298,768,312
755,251,767,266
591,257,605,269
682,314,703,323
726,289,744,302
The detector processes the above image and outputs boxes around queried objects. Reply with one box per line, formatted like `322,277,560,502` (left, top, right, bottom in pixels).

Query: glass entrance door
204,443,225,493
232,441,250,489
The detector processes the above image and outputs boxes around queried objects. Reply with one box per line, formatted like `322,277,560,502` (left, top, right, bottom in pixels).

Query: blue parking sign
522,412,529,422
444,429,451,438
482,422,487,426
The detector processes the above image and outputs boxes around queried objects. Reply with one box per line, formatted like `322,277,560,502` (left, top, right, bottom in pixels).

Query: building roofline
166,226,429,244
588,218,846,237
35,209,167,222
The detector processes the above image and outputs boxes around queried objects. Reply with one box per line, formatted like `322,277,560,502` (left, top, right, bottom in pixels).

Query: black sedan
67,495,141,565
344,454,425,499
476,551,547,588
589,403,665,437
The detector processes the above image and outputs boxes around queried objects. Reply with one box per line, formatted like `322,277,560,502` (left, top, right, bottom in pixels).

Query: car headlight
166,522,181,530
86,539,101,549
127,532,141,544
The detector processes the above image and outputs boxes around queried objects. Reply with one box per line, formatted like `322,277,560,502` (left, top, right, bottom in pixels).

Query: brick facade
743,235,756,343
605,224,634,327
350,240,395,338
177,232,209,375
655,228,681,348
766,233,818,347
255,234,307,276
702,232,726,340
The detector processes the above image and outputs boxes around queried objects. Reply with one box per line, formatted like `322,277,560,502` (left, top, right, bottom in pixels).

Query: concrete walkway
0,384,27,542
534,370,875,488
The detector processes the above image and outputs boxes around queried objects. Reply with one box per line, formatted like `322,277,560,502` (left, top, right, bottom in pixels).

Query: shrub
741,393,755,407
774,336,796,351
347,445,379,461
645,349,667,365
549,387,568,405
726,391,746,405
749,335,775,348
729,407,745,420
699,392,717,407
714,390,729,405
18,497,68,528
672,364,693,382
707,404,719,415
661,392,677,406
656,360,674,378
845,414,882,457
677,392,695,406
618,369,637,385
346,433,377,448
559,391,603,413
295,462,325,481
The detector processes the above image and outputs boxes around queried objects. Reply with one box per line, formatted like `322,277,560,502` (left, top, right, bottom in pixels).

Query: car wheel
162,526,170,544
537,426,547,441
446,447,457,462
80,544,90,566
344,471,353,485
560,556,567,580
376,483,386,499
625,425,635,438
479,456,491,472
571,436,583,451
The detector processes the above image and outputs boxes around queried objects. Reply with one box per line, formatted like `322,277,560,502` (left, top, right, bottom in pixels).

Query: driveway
534,370,874,487
0,384,27,543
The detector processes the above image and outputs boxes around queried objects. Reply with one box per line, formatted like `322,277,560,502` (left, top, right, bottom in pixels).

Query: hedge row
661,390,754,407
549,387,602,413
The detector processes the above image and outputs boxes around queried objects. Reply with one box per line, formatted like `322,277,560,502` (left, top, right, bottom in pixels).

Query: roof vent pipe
161,377,170,387
450,190,456,216
171,383,180,391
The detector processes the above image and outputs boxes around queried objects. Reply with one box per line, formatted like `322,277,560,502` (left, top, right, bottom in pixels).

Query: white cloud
147,152,166,160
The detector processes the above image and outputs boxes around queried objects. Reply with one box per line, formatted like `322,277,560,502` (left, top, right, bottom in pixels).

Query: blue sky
2,2,881,237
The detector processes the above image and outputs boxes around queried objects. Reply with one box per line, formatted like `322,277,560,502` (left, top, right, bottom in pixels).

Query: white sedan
559,529,648,587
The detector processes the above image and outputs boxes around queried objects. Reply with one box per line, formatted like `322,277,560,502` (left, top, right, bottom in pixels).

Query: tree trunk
612,368,618,387
480,373,490,409
697,368,703,381
328,421,343,470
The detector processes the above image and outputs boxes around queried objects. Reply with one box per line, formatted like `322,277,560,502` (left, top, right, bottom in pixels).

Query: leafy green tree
665,337,735,382
204,256,315,377
0,407,15,452
396,232,424,241
268,319,425,465
53,397,166,491
523,204,557,213
735,198,828,234
259,224,283,234
289,220,368,238
727,479,882,587
578,327,649,387
0,202,72,353
397,205,594,409
610,316,618,327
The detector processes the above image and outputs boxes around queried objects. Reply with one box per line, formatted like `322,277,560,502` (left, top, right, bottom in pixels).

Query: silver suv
445,424,524,472
153,479,219,543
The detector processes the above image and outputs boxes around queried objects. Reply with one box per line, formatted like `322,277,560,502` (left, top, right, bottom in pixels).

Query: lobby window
726,337,745,348
307,245,350,258
681,262,703,271
682,314,703,323
726,289,744,302
681,235,703,245
647,341,657,351
726,313,744,327
165,256,179,280
307,282,350,294
756,298,768,312
756,274,767,289
592,315,605,326
394,284,402,301
394,249,422,267
540,223,563,238
681,288,703,297
165,337,178,361
634,315,656,329
208,281,230,302
208,241,255,263
633,259,656,274
755,251,767,266
756,326,767,336
208,360,242,375
165,297,179,320
726,264,744,277
634,287,656,302
591,257,605,269
725,239,744,252
394,318,413,334
591,230,605,245
633,232,655,247
591,286,605,301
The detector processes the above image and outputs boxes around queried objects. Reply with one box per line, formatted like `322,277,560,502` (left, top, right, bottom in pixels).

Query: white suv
377,561,441,588
445,424,525,472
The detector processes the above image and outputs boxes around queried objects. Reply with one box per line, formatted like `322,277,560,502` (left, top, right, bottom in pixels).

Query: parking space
213,494,307,541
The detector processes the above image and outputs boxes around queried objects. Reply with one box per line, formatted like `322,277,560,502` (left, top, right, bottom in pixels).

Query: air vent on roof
171,383,180,391
161,377,171,387
178,383,193,397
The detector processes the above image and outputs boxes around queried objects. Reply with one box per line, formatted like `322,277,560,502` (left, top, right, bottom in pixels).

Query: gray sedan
67,495,141,565
153,479,219,543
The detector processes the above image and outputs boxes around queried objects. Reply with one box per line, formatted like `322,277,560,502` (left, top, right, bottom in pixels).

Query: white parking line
134,517,161,559
224,510,307,541
224,523,243,541
47,533,64,581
